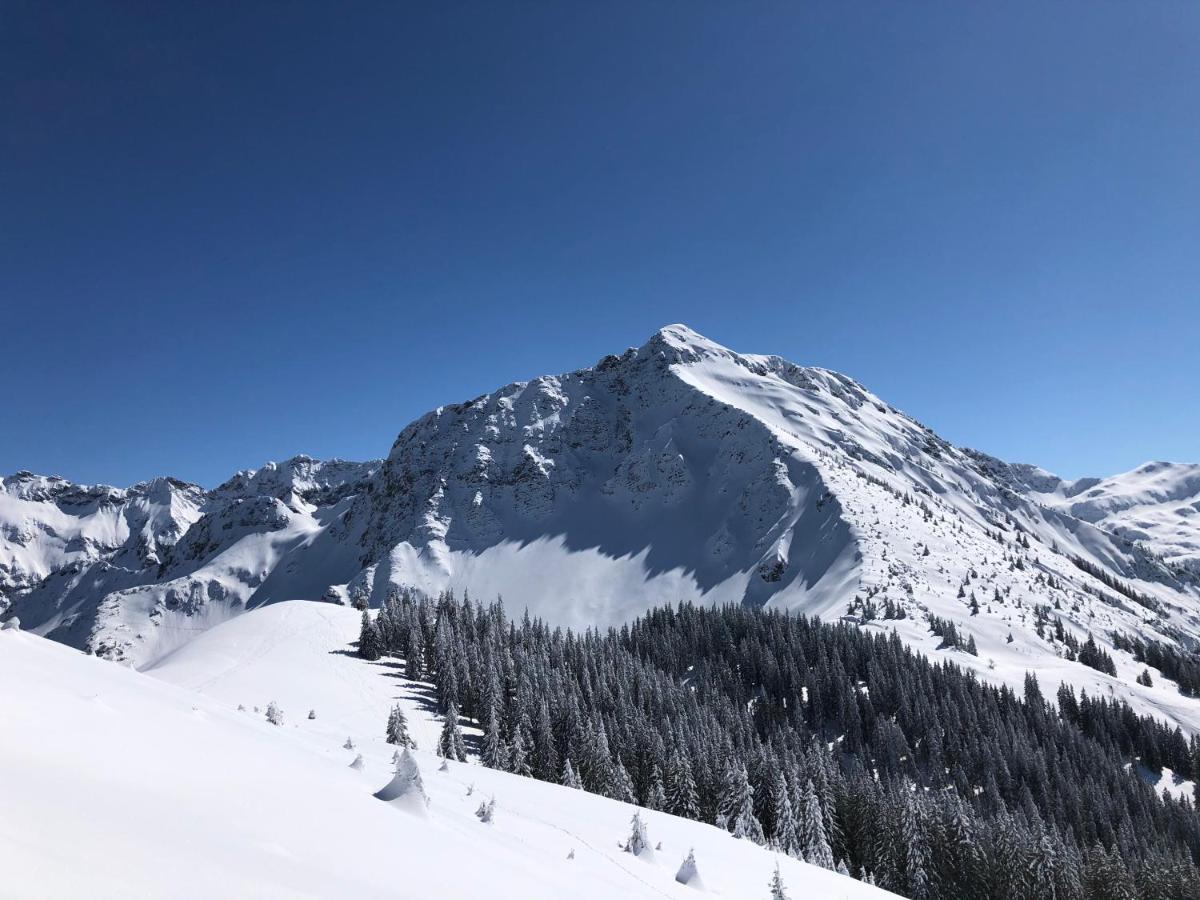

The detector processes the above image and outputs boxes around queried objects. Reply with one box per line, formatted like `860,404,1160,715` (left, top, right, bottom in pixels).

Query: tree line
360,590,1200,899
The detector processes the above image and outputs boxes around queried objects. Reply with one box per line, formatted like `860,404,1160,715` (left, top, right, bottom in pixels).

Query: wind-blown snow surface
0,605,894,900
4,325,1200,734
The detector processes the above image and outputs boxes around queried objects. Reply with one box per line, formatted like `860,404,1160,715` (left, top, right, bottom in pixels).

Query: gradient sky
3,2,1198,488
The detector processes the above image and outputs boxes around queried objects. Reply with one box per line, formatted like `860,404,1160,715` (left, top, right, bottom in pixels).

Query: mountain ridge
4,325,1199,734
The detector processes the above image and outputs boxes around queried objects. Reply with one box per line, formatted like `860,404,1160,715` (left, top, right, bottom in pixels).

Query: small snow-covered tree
768,862,789,900
386,704,415,748
624,812,650,856
265,702,284,726
476,797,496,824
373,748,429,811
307,709,316,720
611,758,637,803
343,737,355,750
349,754,364,771
438,702,466,761
561,758,583,789
675,849,699,885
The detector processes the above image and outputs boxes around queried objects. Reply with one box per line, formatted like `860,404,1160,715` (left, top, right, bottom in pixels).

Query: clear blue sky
3,2,1197,487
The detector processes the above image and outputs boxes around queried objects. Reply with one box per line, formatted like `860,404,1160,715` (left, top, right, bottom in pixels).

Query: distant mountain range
4,325,1198,731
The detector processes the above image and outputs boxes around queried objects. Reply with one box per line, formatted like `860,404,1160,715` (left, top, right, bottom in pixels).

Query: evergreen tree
358,609,381,661
717,763,766,845
769,768,800,857
475,796,495,824
508,728,532,777
561,757,583,789
481,714,505,770
438,701,466,761
798,778,834,869
768,862,789,900
646,764,667,811
385,704,415,748
666,751,700,819
624,812,650,856
675,849,699,885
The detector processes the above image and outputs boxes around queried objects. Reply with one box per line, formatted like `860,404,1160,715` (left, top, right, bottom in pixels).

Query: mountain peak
641,323,739,365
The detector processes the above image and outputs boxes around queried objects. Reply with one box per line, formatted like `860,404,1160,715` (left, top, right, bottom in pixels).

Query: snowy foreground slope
4,325,1200,734
0,606,893,900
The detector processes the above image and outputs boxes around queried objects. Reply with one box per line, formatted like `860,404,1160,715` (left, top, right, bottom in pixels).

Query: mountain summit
3,326,1199,731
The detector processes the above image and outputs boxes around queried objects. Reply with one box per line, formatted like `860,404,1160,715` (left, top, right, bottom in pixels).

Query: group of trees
1111,632,1200,697
360,589,1200,899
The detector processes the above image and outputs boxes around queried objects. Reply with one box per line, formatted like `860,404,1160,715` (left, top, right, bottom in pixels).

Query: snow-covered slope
1013,461,1200,577
0,607,895,899
4,325,1200,734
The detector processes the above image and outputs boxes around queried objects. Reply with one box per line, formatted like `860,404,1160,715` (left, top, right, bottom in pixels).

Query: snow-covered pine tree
507,728,532,777
768,862,789,900
482,715,505,770
769,768,800,857
386,703,416,748
646,764,666,811
611,757,637,804
373,748,429,811
561,757,583,789
675,849,699,885
358,609,381,661
798,778,834,869
665,750,700,819
265,701,284,726
438,701,467,761
624,812,650,856
531,699,559,781
717,762,765,844
475,796,496,824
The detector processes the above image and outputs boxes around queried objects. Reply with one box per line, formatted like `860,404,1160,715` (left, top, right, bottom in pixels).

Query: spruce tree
717,763,765,845
358,609,381,661
769,769,800,857
798,779,834,869
768,862,789,900
386,703,415,748
438,701,466,761
482,715,506,770
561,757,583,789
624,812,650,856
666,751,700,819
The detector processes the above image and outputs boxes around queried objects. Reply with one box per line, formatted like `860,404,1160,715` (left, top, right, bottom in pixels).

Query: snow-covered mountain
1010,461,1200,577
1,603,893,899
4,325,1200,730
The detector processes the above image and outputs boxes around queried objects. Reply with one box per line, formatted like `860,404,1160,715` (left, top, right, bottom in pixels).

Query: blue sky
3,2,1197,487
